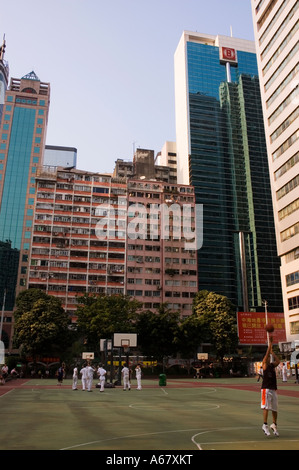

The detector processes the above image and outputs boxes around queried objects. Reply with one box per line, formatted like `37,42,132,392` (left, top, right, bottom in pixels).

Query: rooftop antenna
230,26,233,38
0,34,6,61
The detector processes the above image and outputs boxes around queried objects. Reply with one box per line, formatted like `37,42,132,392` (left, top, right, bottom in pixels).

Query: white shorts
261,389,278,412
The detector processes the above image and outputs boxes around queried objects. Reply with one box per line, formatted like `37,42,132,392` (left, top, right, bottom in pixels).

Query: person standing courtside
122,365,131,391
97,364,106,392
80,364,88,391
135,364,142,390
86,363,95,392
261,336,280,437
72,365,78,390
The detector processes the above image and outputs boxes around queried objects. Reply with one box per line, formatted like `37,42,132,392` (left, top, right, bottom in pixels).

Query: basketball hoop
121,340,130,367
121,339,130,355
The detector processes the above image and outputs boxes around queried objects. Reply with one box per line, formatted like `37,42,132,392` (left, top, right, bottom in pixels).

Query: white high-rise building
251,0,299,342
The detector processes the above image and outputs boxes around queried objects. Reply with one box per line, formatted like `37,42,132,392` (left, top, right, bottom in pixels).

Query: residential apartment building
114,148,172,183
174,31,283,313
157,141,178,184
28,166,127,320
28,155,197,319
251,0,299,341
126,178,197,316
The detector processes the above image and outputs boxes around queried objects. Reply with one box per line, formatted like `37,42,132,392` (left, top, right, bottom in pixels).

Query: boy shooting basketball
261,335,280,437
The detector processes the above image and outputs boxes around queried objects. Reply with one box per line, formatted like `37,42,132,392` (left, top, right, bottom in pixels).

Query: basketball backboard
113,333,137,348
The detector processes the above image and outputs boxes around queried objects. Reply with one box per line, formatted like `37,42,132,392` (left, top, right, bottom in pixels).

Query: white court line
191,426,299,450
60,426,210,450
129,402,220,411
0,388,15,398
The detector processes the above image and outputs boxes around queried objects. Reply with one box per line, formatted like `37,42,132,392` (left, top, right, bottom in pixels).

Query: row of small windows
274,152,298,180
281,222,299,243
6,95,46,106
267,64,299,109
276,174,299,200
259,0,287,45
278,198,299,221
273,130,299,162
285,248,299,263
142,303,191,311
261,2,298,62
127,290,196,298
127,279,197,287
269,85,299,126
270,107,299,143
265,42,299,92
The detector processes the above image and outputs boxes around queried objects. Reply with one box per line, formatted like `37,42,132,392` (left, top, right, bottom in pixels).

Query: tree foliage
193,290,238,362
135,304,181,360
76,293,142,351
13,289,71,359
177,313,204,358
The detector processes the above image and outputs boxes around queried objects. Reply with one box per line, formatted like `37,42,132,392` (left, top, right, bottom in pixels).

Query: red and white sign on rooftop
220,47,238,64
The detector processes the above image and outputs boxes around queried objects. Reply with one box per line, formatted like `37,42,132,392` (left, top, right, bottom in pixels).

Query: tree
177,314,204,359
193,290,238,364
13,289,71,360
76,293,141,352
135,304,180,360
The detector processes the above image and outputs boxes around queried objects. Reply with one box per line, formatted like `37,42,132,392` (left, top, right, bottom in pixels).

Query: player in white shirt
121,365,131,391
135,364,142,390
97,364,106,392
72,366,78,390
80,365,88,391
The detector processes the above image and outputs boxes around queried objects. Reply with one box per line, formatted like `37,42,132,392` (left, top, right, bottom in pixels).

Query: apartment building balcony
36,166,57,180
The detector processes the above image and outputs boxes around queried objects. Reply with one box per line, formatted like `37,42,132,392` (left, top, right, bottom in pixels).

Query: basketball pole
262,300,270,347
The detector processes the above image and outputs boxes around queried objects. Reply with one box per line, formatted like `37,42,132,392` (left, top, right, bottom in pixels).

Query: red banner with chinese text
237,312,286,345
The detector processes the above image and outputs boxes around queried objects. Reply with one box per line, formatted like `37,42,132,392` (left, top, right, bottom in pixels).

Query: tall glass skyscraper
174,31,283,312
0,71,50,348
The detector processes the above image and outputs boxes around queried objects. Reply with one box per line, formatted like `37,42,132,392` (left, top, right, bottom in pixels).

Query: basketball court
1,376,298,451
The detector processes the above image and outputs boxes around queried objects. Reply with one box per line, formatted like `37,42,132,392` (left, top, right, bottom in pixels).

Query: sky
1,0,255,174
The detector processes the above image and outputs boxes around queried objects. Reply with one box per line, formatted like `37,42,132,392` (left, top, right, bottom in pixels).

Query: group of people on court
121,364,142,391
71,363,142,392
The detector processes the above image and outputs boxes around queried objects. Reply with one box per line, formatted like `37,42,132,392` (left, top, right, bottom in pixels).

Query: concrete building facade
251,0,299,341
126,178,197,316
28,166,127,320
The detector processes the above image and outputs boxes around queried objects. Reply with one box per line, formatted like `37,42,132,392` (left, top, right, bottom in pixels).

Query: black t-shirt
261,363,277,390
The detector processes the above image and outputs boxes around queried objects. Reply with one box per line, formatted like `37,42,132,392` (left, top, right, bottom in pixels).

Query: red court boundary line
1,378,299,398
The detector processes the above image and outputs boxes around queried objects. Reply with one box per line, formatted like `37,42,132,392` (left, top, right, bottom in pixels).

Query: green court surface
1,377,299,451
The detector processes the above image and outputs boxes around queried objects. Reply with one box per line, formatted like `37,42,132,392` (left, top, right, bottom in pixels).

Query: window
286,271,299,287
290,321,299,335
288,296,299,310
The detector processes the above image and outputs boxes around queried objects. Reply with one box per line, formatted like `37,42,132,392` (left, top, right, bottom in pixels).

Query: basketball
265,323,275,333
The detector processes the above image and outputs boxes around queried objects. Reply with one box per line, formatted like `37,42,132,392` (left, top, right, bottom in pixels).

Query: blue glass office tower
174,32,283,312
0,72,50,330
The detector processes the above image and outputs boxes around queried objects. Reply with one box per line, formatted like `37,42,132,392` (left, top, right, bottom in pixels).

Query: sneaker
262,424,270,436
270,423,279,437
